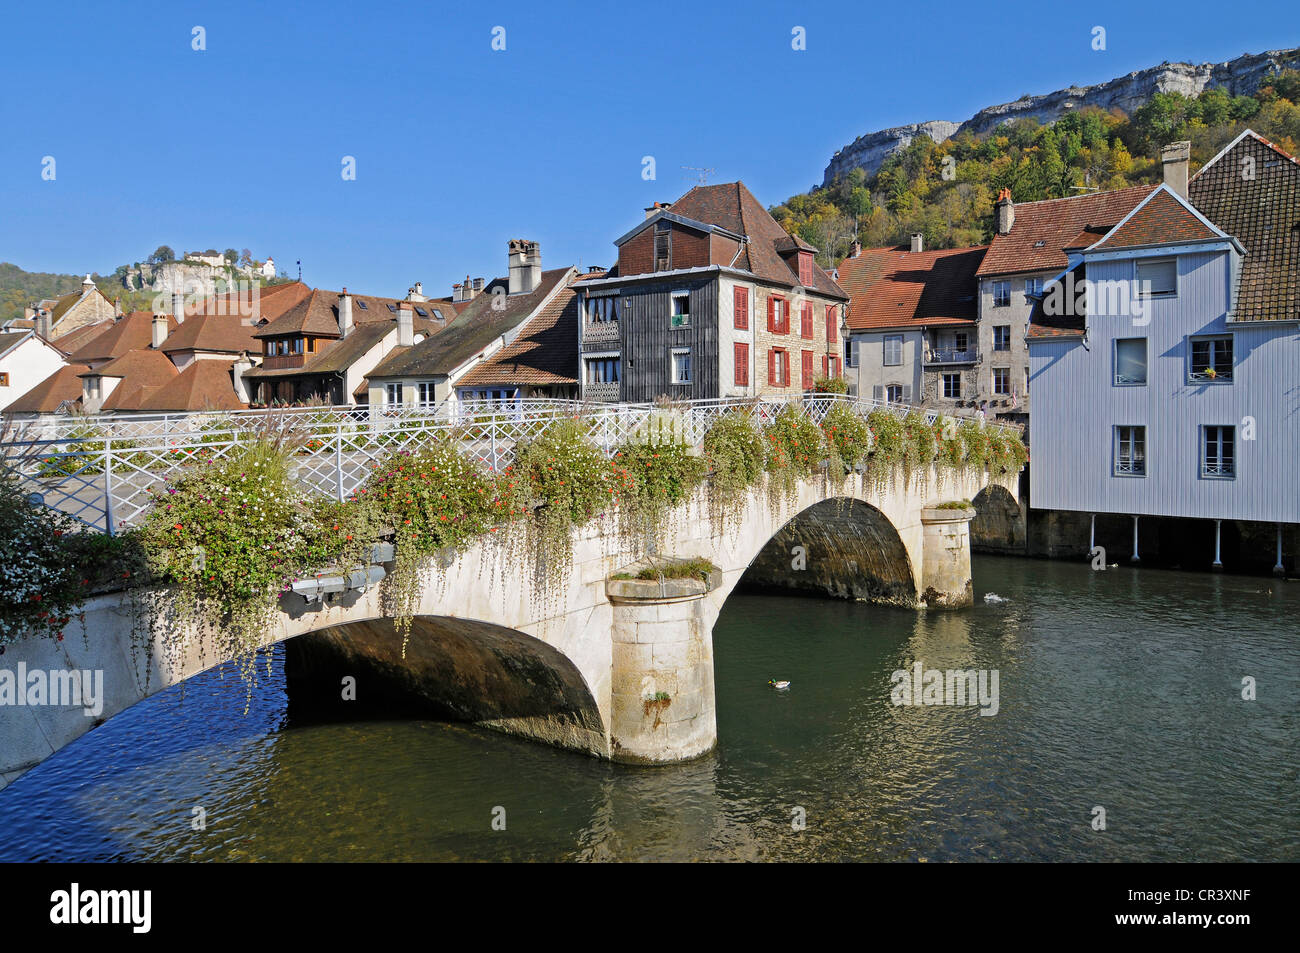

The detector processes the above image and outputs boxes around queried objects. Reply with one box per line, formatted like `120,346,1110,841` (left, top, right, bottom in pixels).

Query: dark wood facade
618,277,719,402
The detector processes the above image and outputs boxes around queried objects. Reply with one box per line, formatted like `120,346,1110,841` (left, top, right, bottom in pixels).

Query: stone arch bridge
0,397,1021,786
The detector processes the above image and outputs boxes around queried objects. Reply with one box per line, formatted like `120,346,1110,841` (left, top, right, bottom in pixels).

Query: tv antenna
681,165,716,185
1070,172,1100,194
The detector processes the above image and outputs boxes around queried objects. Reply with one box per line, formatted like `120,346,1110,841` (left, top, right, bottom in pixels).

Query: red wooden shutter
822,355,828,377
783,351,791,386
801,302,813,339
802,350,814,390
826,305,838,343
767,348,776,386
767,297,775,332
735,343,748,386
734,287,748,330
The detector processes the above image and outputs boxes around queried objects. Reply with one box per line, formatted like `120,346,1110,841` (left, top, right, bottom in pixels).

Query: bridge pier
919,505,975,608
607,570,720,765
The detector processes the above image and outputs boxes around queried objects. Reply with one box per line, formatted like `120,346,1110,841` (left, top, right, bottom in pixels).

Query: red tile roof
977,185,1156,277
82,349,180,411
458,284,580,387
66,312,178,364
1189,130,1300,322
4,364,89,413
137,360,247,412
1091,187,1219,249
161,313,260,354
49,319,114,356
838,245,986,331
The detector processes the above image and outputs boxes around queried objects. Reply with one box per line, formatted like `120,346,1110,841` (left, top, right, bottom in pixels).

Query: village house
2,274,118,340
573,182,849,403
1027,132,1300,569
838,237,986,408
976,183,1159,431
365,241,575,410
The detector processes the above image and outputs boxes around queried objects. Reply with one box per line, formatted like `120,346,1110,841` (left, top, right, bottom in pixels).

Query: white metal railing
924,348,978,365
2,394,1019,534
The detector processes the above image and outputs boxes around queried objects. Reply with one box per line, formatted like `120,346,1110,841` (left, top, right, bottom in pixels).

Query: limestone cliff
822,47,1300,185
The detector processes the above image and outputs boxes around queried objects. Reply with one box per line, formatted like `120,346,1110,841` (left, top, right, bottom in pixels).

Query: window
847,337,859,368
1024,277,1043,297
0,372,8,387
292,338,304,355
385,382,403,406
356,299,369,310
798,302,813,339
654,223,671,271
432,309,443,320
386,303,398,313
733,287,749,330
825,305,838,343
883,334,903,366
1189,335,1233,382
943,373,961,399
993,326,1010,351
768,296,788,334
801,349,814,389
417,381,437,407
1202,425,1235,479
277,340,290,356
734,343,749,386
588,295,619,323
768,349,790,386
1115,338,1147,385
586,356,620,383
993,367,1010,394
1024,367,1030,394
671,347,691,384
954,332,969,352
798,252,812,287
1115,426,1146,476
886,384,905,403
670,292,690,328
992,280,1012,307
1137,258,1177,297
822,354,840,378
414,307,428,318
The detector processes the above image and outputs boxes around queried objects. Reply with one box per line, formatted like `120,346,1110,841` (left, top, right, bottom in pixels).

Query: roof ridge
1009,183,1156,208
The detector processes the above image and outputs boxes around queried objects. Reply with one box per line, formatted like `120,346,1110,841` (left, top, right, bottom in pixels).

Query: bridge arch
971,482,1026,554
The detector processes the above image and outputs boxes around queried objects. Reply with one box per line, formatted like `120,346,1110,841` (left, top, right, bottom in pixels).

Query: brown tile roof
161,313,260,354
369,268,574,379
458,285,580,387
66,312,179,364
4,364,89,413
137,359,246,412
977,185,1156,277
49,320,114,356
1091,187,1220,249
1189,130,1300,322
658,182,848,299
243,316,441,380
253,287,448,339
181,280,312,324
81,349,179,411
838,245,986,331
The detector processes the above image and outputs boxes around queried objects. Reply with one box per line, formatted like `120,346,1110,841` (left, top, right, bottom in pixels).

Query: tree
239,248,253,267
149,245,175,264
223,248,238,264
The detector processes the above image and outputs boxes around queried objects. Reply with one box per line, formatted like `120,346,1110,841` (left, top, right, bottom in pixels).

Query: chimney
1161,140,1191,198
114,298,123,318
152,313,168,349
81,273,95,294
397,302,414,348
232,355,253,403
34,309,51,340
172,289,186,324
473,277,484,294
851,240,862,258
508,240,541,295
995,188,1015,236
338,288,353,338
910,233,924,253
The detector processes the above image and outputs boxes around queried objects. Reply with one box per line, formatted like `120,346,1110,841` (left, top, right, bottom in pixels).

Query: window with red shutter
782,351,791,386
822,354,828,377
798,252,812,286
826,305,838,343
734,287,748,330
734,342,749,387
767,297,775,333
767,348,776,386
800,302,813,339
801,350,814,390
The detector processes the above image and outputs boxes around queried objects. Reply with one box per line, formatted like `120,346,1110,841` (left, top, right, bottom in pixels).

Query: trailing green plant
935,415,966,472
865,408,905,481
811,375,849,394
959,419,993,469
701,411,766,529
986,427,1029,475
613,436,706,544
901,412,939,482
820,402,873,475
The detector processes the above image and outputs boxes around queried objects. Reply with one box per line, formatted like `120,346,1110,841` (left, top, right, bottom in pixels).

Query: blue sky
1,0,1295,297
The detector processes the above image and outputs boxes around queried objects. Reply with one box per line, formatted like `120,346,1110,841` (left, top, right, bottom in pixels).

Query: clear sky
1,0,1295,298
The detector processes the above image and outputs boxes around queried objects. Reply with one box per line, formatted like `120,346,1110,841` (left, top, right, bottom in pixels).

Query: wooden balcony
262,354,307,371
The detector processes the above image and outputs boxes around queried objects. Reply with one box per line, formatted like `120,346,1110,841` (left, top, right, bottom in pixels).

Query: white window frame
993,325,1011,351
1114,337,1148,386
1188,334,1233,383
1136,258,1177,298
1024,277,1043,298
670,291,690,328
417,380,437,407
885,383,904,404
585,354,621,384
992,367,1011,395
1202,425,1236,479
883,334,903,366
1114,425,1146,477
670,347,691,384
992,280,1012,307
942,373,961,399
385,382,403,407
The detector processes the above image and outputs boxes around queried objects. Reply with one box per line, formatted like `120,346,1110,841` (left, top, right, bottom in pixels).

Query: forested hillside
773,71,1300,267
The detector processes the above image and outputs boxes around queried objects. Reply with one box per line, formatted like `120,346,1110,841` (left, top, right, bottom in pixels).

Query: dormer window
798,251,812,286
654,222,671,272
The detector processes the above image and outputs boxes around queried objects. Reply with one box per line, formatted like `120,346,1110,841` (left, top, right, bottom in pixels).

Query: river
1,556,1295,861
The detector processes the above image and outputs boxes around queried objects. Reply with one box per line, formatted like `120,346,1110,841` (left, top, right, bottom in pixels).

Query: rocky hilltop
823,47,1300,185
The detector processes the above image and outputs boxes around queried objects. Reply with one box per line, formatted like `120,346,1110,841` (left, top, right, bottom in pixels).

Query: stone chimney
851,240,862,258
35,309,52,340
910,233,924,253
81,274,95,295
232,354,253,403
172,289,186,324
473,277,484,295
508,240,541,295
338,288,353,338
995,188,1015,236
397,302,414,348
644,201,673,220
152,313,168,349
406,282,426,302
1161,140,1191,198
